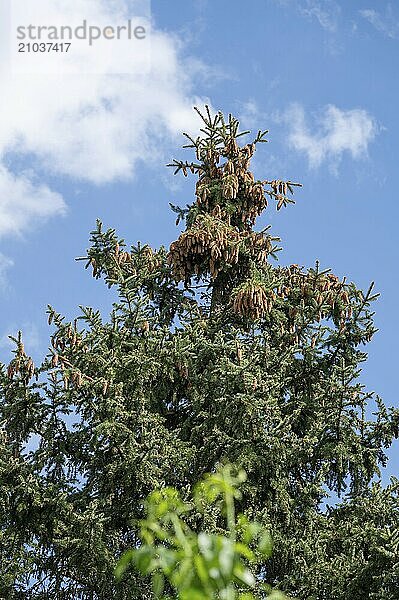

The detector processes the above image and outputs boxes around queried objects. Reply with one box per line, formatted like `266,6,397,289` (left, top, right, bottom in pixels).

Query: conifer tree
0,107,398,599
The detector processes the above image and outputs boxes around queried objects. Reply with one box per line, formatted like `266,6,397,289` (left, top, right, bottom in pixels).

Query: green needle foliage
1,107,398,599
116,464,286,600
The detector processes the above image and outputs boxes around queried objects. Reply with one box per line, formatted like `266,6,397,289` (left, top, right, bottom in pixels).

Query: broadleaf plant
116,465,287,599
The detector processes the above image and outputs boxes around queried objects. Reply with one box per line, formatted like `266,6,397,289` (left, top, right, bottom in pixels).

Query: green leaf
152,572,164,597
258,531,273,558
114,550,135,580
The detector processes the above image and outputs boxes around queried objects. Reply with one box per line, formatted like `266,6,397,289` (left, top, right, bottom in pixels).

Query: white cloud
360,5,399,39
282,104,378,169
237,100,263,130
0,166,66,238
299,0,340,32
0,252,14,289
0,0,210,240
275,0,340,32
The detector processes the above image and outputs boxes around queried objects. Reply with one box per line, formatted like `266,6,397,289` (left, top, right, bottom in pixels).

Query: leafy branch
116,465,288,600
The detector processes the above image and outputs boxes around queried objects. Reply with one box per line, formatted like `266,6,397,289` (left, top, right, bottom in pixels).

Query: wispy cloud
0,166,66,238
360,5,399,39
275,0,341,32
299,0,341,33
237,100,263,130
282,103,378,170
0,0,210,241
0,252,14,289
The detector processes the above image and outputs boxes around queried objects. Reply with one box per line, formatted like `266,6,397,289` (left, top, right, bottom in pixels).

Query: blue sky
0,0,398,479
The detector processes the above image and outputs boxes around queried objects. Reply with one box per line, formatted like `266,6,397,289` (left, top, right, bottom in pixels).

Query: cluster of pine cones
168,214,274,283
232,281,276,320
231,266,352,324
168,137,276,283
168,214,241,281
194,141,268,227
